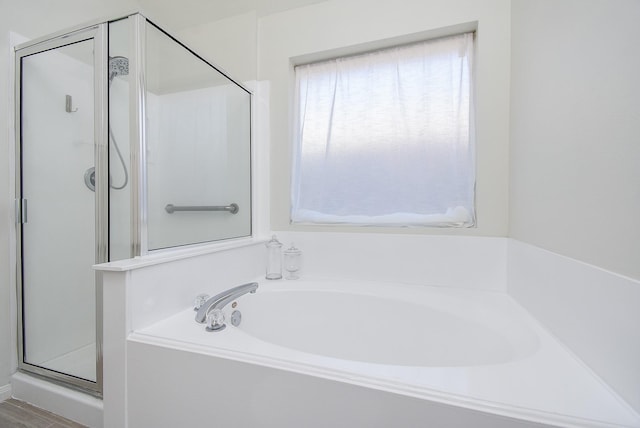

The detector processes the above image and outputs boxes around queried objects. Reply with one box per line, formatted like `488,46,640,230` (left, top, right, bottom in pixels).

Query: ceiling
139,0,327,29
5,0,327,39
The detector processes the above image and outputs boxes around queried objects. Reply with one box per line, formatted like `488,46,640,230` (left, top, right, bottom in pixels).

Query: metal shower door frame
14,23,108,395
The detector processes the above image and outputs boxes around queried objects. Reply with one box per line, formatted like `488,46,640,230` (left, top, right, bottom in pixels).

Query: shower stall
14,13,252,395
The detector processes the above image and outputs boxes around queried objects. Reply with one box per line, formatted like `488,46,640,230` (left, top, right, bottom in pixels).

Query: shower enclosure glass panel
145,23,252,250
108,18,132,261
19,39,98,383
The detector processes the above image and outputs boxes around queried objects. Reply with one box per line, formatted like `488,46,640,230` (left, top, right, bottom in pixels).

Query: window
291,32,475,227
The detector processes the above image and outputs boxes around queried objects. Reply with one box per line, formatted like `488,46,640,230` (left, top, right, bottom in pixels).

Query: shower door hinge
16,199,27,224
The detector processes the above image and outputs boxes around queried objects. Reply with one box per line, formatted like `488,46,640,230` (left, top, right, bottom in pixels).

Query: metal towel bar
165,203,239,214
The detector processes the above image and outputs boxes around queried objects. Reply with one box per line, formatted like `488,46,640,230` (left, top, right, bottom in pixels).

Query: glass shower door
17,26,107,391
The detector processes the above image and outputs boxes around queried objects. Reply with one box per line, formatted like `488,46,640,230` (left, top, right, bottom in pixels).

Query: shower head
109,56,129,81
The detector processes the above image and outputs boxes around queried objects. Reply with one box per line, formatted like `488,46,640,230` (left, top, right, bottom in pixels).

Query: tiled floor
0,399,87,428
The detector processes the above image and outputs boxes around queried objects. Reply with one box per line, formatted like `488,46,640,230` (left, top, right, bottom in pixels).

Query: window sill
291,207,475,228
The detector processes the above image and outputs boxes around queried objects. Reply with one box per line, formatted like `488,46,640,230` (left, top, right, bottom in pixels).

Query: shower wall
108,17,133,262
108,72,132,261
146,85,251,249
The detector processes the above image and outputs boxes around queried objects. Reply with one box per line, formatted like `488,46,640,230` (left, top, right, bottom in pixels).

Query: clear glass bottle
265,235,283,280
284,243,302,280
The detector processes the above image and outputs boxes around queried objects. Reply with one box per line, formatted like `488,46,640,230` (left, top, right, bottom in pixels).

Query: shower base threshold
11,372,103,427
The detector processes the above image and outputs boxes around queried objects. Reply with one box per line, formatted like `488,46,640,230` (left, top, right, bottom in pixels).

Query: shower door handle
16,198,27,224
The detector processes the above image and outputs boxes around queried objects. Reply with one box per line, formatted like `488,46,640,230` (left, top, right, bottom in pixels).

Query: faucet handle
194,294,210,311
206,309,226,332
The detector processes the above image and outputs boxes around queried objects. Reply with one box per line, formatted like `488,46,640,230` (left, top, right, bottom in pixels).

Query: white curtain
292,32,475,227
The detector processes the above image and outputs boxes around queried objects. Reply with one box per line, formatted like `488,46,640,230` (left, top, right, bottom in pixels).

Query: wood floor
0,399,86,428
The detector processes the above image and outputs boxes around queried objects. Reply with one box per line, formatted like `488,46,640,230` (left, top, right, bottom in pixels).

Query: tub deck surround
272,232,508,291
130,279,640,428
508,239,640,415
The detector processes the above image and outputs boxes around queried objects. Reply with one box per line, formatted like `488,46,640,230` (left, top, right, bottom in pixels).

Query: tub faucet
195,282,259,326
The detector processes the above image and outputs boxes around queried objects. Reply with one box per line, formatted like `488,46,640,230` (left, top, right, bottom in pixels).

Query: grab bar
165,203,239,214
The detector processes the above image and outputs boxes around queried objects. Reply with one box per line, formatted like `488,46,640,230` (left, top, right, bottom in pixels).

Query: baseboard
0,383,11,402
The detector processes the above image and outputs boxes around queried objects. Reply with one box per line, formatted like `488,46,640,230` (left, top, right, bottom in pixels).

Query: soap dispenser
284,243,302,280
265,235,283,280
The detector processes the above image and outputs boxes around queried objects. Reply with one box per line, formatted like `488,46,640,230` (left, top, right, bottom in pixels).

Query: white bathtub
238,282,541,367
128,279,640,428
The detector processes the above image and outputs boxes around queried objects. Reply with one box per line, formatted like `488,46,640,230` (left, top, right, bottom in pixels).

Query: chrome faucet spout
195,282,258,324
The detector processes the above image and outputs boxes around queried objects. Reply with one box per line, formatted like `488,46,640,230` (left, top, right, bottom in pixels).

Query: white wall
259,0,511,236
509,0,640,280
508,0,640,413
176,11,258,84
0,18,14,398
